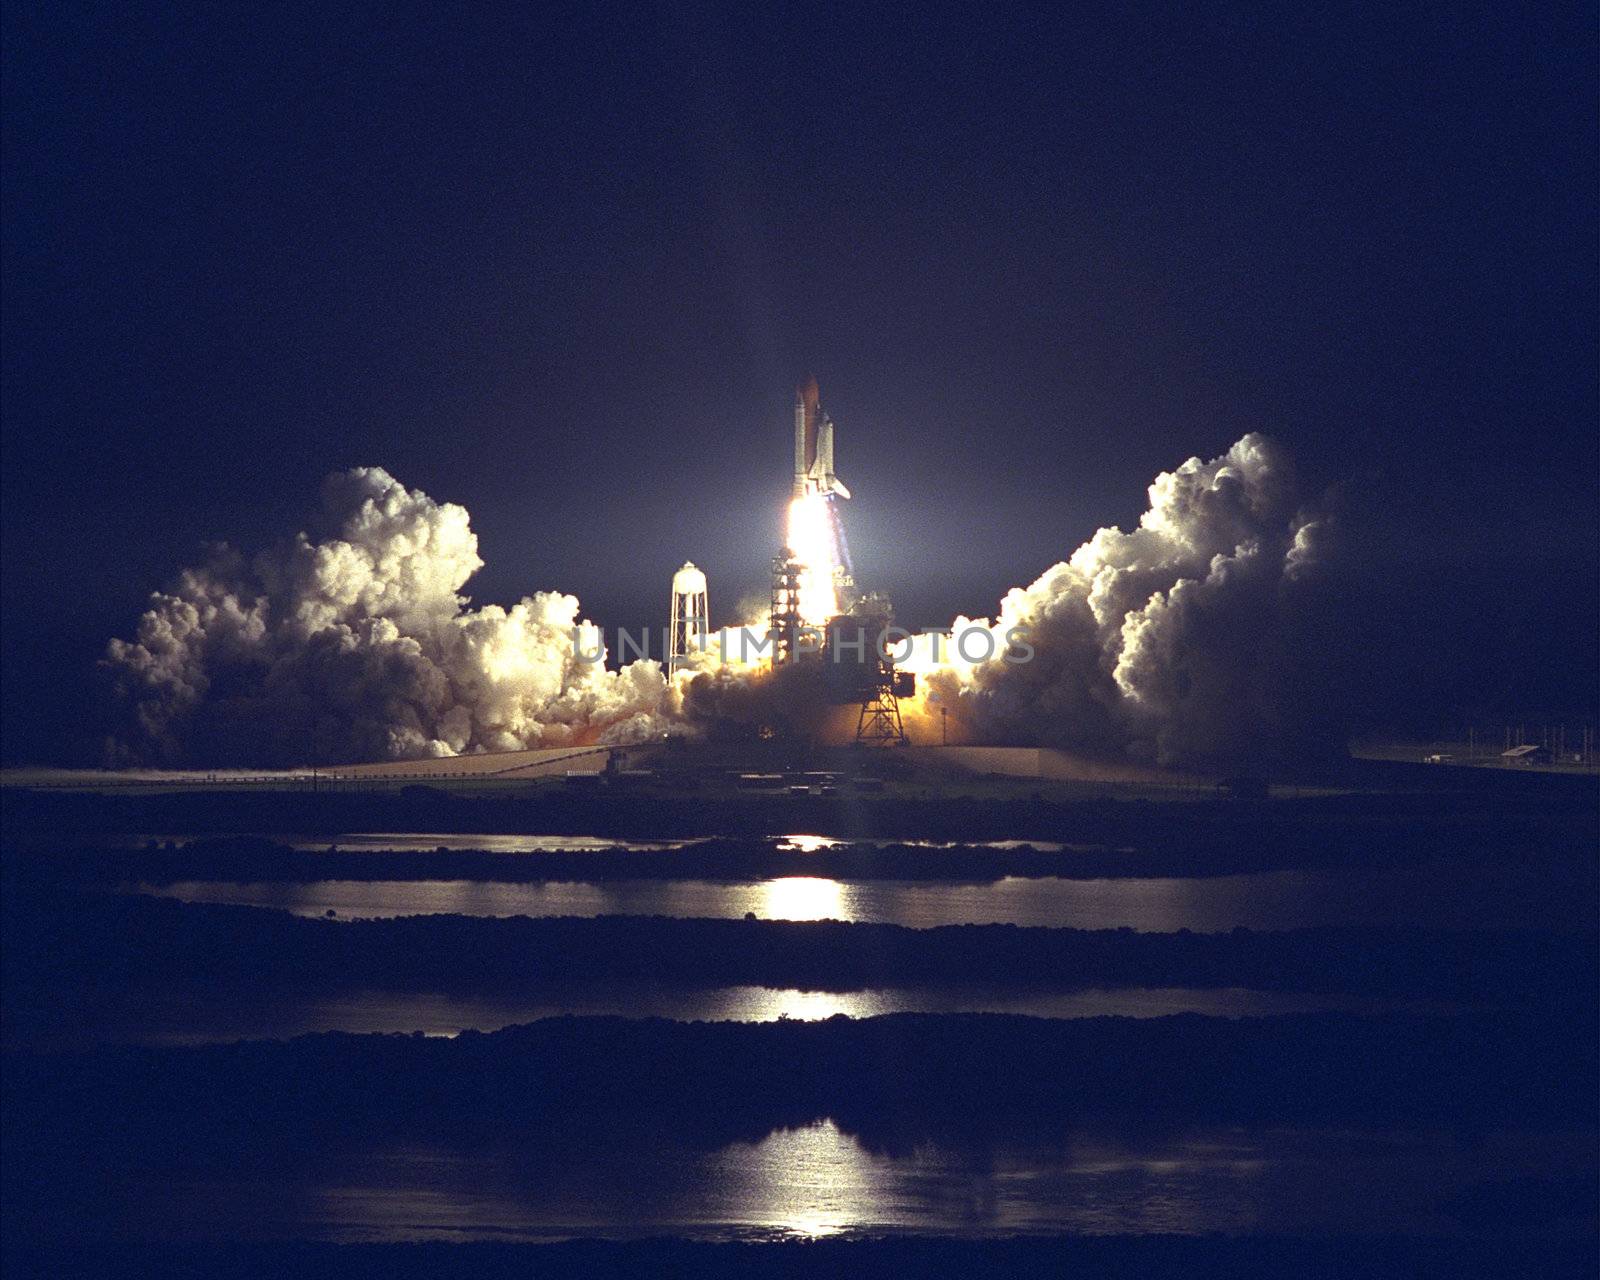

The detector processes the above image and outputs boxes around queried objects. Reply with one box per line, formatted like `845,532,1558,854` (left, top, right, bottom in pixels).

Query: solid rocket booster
792,375,850,500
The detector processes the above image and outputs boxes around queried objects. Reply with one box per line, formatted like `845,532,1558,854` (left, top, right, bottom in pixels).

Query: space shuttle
792,375,850,500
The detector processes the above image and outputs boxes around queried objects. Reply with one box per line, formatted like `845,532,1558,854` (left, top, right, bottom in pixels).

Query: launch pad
769,544,913,745
765,378,914,746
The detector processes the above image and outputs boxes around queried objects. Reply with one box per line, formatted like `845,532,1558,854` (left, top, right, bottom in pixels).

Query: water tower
668,561,709,672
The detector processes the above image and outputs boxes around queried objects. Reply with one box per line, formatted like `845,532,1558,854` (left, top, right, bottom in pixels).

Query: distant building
1500,744,1550,765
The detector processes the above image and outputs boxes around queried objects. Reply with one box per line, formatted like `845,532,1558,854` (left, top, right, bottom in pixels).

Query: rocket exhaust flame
786,492,840,625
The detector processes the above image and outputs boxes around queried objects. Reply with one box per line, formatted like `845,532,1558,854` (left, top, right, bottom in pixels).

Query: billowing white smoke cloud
104,468,675,765
107,435,1340,770
906,434,1342,768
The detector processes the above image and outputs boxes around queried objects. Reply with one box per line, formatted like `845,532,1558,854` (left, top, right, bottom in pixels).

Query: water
126,860,1600,932
5,985,1450,1051
120,832,1079,853
20,825,1595,1248
773,834,1077,852
124,832,696,853
97,1121,1598,1242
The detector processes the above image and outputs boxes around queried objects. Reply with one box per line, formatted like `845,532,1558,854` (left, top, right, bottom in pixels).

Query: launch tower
769,548,804,666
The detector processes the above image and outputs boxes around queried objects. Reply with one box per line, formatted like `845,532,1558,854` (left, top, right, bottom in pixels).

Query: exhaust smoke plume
903,433,1342,768
106,433,1342,771
104,468,675,765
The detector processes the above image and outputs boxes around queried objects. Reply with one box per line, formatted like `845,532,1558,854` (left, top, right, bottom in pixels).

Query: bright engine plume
786,492,842,625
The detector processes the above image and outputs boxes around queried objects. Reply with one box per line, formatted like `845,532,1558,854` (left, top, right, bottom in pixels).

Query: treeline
11,825,1599,885
10,1237,1597,1280
5,888,1593,1006
6,1012,1596,1160
3,770,1595,847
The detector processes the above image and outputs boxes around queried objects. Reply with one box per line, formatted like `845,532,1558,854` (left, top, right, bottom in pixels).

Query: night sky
3,2,1595,762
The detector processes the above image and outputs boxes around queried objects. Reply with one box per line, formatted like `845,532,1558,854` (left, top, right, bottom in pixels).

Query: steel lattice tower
856,669,909,746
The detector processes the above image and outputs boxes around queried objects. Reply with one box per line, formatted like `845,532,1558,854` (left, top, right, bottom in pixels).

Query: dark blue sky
3,2,1596,760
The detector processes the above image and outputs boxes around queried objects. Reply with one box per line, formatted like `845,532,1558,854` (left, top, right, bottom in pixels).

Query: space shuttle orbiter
792,375,850,500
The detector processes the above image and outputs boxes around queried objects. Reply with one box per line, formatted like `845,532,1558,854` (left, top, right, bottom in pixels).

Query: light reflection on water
309,833,692,852
128,1121,1596,1243
110,833,696,853
776,834,1075,852
128,862,1599,932
777,834,843,853
120,833,1079,853
717,1121,879,1239
758,875,846,920
297,833,694,853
